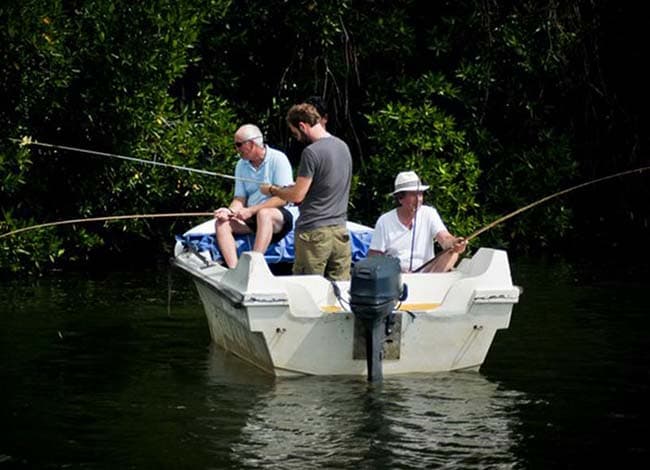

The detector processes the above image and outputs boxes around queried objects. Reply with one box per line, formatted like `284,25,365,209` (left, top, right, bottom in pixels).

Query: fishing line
10,137,264,185
414,165,650,273
0,212,213,239
167,266,173,316
407,179,421,272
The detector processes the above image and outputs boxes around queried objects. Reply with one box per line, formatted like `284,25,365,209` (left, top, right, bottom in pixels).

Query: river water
1,254,648,469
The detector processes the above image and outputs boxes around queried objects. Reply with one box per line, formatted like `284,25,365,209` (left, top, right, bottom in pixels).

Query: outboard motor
350,256,406,382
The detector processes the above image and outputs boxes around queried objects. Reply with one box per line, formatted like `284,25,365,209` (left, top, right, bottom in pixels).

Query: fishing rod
10,136,263,185
0,212,213,240
413,165,650,273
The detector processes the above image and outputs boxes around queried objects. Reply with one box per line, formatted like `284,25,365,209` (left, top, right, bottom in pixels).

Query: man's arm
245,150,293,215
244,194,287,216
435,230,467,253
260,176,312,204
230,197,246,211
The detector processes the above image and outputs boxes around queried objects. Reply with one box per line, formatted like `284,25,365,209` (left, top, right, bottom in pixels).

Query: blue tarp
176,219,374,264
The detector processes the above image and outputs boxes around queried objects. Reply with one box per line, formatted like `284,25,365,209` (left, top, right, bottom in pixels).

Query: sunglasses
234,136,262,148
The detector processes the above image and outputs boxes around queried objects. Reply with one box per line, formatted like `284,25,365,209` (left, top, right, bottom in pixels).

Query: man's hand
259,184,273,196
452,237,467,254
214,207,233,222
232,207,254,222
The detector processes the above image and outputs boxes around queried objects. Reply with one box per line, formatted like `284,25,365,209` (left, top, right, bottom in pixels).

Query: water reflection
3,256,647,468
202,346,525,469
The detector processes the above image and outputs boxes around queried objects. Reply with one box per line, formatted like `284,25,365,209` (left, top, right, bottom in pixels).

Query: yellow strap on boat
320,303,441,314
398,303,441,311
321,305,344,313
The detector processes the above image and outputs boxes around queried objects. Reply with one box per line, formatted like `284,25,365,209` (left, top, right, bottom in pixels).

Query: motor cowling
350,256,406,381
350,255,403,319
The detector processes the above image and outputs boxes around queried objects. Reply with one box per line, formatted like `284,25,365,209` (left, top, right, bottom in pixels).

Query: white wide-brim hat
391,171,430,195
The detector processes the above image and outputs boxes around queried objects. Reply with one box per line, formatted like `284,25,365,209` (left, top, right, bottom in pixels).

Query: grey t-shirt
296,135,352,231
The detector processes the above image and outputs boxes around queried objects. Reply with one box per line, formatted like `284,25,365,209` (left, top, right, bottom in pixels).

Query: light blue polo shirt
233,146,294,207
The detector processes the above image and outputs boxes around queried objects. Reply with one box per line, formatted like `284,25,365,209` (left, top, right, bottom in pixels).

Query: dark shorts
244,206,294,244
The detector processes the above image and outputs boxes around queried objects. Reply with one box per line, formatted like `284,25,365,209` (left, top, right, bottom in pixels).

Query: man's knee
256,208,279,227
216,219,232,233
256,208,269,219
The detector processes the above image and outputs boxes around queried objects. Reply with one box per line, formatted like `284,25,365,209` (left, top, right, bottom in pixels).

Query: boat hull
173,247,519,377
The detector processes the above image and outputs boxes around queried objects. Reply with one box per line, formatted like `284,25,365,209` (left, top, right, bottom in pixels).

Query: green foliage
0,226,65,276
0,143,32,196
0,0,235,275
0,0,642,274
411,2,582,246
481,133,577,248
359,73,482,237
113,84,238,235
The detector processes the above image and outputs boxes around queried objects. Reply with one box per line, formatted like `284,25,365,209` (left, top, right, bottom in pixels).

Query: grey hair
237,124,264,147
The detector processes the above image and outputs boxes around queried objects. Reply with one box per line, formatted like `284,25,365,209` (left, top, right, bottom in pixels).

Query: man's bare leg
422,251,459,273
252,208,285,254
215,218,252,268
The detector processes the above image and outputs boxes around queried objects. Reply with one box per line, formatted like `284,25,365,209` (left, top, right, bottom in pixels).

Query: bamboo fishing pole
1,137,266,240
10,136,263,185
413,165,650,273
0,212,214,240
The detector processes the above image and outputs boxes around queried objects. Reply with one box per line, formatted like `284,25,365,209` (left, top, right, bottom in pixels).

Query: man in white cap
368,171,466,272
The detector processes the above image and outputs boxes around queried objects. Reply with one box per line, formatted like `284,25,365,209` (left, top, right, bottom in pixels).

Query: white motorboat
173,220,520,379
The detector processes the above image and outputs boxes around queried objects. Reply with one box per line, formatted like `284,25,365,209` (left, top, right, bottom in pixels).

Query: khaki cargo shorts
293,225,351,280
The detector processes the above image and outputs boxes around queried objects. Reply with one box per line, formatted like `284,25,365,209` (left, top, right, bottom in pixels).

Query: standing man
214,124,294,268
261,104,353,280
